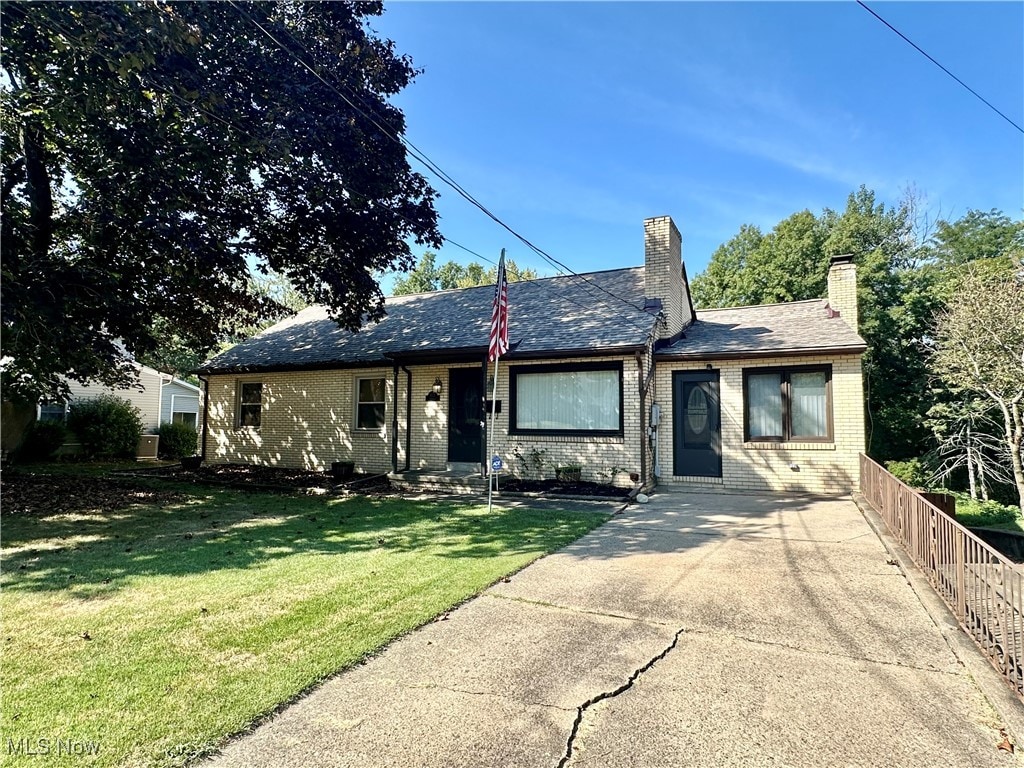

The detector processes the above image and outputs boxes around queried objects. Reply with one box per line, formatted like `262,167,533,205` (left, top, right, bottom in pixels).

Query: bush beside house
67,395,144,459
16,422,69,462
158,422,198,460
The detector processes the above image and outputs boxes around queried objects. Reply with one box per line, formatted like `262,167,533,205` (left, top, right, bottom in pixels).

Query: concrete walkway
205,491,1020,768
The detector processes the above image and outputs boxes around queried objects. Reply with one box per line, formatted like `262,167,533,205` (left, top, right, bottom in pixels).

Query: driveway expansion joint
613,524,871,546
687,626,966,677
485,592,671,627
555,626,686,768
402,682,574,712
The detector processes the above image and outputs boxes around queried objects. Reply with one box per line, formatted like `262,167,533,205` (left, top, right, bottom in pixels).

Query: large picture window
744,365,831,442
509,362,623,436
237,382,262,428
356,377,386,430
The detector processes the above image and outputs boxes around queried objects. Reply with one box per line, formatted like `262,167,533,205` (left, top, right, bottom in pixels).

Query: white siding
161,380,202,425
65,367,164,432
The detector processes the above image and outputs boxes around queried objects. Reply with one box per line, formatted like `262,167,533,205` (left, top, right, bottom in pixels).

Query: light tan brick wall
205,367,402,473
487,355,644,488
654,354,865,495
204,355,645,487
407,362,480,471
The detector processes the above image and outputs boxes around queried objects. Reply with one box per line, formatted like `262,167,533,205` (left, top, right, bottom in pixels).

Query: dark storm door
672,371,722,478
448,368,483,463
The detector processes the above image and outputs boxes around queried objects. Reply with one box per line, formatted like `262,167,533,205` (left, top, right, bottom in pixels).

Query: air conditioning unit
136,434,159,461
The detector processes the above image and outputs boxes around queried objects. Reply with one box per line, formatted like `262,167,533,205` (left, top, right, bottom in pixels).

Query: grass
1,477,607,767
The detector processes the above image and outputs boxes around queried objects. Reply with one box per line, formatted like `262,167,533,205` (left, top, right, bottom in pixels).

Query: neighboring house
196,216,866,495
37,363,204,447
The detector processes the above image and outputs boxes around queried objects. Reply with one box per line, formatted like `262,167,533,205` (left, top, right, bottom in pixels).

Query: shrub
17,422,68,462
946,491,1022,529
67,395,144,459
885,458,930,489
158,421,198,460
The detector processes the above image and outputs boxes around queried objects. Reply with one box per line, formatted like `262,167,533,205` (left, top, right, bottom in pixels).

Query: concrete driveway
205,490,1019,768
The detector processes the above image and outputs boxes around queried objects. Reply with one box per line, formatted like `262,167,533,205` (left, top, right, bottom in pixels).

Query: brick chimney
644,216,692,340
826,253,858,330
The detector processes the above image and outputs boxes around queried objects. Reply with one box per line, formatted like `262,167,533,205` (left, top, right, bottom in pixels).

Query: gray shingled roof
198,268,658,374
657,299,866,359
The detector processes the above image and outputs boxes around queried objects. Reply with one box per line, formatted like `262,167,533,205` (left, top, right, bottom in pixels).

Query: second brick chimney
644,216,692,340
826,253,858,330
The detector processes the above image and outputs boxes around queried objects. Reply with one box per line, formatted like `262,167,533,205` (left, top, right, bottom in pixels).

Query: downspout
401,366,412,472
636,351,647,489
637,319,660,490
198,375,209,460
158,374,165,432
391,363,399,474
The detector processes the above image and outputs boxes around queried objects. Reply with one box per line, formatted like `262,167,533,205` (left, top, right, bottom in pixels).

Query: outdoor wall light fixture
425,377,443,402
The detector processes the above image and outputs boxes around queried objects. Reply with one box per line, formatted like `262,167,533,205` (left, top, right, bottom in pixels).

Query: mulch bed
1,473,185,517
141,463,392,494
498,477,627,498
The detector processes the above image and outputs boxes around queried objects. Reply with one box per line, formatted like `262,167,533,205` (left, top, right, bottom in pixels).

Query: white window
38,401,68,423
237,382,262,428
356,378,386,430
744,366,831,442
172,411,198,428
510,363,622,435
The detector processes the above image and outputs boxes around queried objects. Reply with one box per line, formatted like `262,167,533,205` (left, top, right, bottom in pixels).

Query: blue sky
371,1,1023,293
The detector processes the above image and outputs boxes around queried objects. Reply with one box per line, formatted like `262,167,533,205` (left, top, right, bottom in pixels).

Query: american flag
488,252,509,362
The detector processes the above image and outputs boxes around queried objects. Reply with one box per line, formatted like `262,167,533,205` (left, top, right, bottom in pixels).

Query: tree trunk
966,430,978,500
998,398,1024,511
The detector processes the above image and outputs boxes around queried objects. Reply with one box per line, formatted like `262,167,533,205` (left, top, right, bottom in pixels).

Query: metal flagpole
487,249,506,515
487,344,500,513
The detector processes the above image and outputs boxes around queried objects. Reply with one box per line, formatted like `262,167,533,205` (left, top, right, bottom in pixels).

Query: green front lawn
1,479,607,767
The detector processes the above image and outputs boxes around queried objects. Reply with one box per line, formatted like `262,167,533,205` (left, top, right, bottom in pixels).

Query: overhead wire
856,1,1023,134
225,0,653,322
26,8,657,336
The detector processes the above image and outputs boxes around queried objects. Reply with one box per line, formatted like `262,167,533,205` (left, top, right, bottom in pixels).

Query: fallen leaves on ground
1,473,184,516
998,729,1014,753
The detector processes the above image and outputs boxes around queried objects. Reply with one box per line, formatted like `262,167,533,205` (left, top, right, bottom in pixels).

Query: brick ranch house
196,216,866,495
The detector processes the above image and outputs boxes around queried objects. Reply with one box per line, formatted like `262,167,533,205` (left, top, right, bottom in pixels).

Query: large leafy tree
392,251,539,295
690,213,829,308
693,187,925,460
1,1,440,400
932,261,1024,509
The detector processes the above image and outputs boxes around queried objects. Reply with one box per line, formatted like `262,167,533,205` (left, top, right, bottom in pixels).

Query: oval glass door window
687,387,709,434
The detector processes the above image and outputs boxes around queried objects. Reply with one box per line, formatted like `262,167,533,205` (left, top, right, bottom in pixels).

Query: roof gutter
654,344,867,362
198,342,651,376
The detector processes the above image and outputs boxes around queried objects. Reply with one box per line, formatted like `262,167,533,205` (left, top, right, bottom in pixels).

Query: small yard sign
491,455,503,473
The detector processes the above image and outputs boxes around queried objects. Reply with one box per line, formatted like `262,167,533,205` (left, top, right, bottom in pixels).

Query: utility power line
226,0,653,321
857,1,1023,134
28,6,659,336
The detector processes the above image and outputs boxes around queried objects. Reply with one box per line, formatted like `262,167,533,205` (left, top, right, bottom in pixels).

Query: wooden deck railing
860,453,1023,699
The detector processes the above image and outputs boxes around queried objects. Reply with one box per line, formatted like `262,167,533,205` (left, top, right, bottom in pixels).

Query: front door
448,368,483,463
672,371,722,478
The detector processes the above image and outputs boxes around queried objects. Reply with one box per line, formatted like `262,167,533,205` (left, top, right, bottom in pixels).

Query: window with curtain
743,366,831,442
356,377,386,430
510,363,622,435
